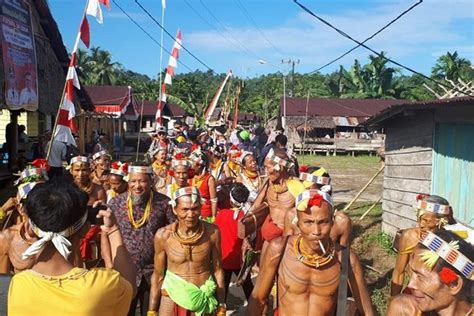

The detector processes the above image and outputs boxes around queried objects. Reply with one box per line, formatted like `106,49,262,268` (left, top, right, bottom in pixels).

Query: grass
297,154,381,170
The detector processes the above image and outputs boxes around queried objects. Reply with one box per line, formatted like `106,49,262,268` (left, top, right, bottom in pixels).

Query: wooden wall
382,110,435,236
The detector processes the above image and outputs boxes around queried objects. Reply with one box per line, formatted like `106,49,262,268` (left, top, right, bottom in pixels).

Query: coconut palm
88,47,121,85
432,51,471,81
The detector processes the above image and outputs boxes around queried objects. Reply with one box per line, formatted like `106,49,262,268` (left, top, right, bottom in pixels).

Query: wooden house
140,100,188,132
366,96,474,236
277,97,408,155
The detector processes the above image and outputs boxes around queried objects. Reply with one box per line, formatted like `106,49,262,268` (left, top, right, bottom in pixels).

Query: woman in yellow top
8,179,136,316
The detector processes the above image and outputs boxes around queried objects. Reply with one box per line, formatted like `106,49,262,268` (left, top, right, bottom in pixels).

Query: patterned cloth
109,191,176,286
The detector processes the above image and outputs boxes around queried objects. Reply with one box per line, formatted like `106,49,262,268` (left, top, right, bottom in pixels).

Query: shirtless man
247,189,374,316
148,187,226,316
69,156,106,206
387,230,473,316
91,150,111,189
107,161,129,203
284,166,352,246
391,194,452,296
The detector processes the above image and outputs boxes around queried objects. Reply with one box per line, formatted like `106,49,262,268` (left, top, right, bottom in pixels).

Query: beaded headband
17,181,43,201
238,151,253,165
92,150,110,160
14,167,48,186
169,186,200,207
189,151,204,165
128,165,153,174
266,149,294,170
151,145,168,158
171,159,191,168
417,199,451,216
70,156,91,165
419,231,473,280
295,189,333,211
299,172,331,186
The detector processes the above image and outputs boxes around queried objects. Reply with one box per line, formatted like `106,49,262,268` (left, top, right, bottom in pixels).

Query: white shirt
19,88,37,105
47,140,67,168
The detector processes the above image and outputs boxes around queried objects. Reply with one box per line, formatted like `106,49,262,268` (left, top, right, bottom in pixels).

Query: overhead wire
111,0,193,72
311,0,423,74
293,0,471,96
134,0,216,73
234,0,285,57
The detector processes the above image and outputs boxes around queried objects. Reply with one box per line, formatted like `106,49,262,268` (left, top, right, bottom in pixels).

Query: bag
237,203,269,239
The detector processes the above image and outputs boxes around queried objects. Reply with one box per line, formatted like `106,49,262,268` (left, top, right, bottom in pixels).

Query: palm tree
88,47,121,85
76,48,92,84
432,51,471,81
364,52,396,98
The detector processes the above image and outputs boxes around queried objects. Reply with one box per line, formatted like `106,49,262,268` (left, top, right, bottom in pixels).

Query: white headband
266,149,294,170
171,159,191,168
70,156,91,166
295,189,333,211
417,199,451,216
169,186,200,207
23,211,88,260
14,167,48,186
238,151,253,165
128,166,153,174
92,150,110,160
299,172,331,185
17,181,42,201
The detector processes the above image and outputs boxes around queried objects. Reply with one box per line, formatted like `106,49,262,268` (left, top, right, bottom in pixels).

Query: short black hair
230,183,250,204
25,179,88,233
275,134,287,147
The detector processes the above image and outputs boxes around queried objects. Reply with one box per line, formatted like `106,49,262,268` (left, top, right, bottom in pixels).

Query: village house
366,96,474,236
0,0,92,175
276,97,408,155
140,100,188,132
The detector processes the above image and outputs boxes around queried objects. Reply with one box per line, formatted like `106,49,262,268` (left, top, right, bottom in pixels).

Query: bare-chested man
284,166,352,247
391,194,452,296
107,161,129,203
69,156,106,206
91,150,111,189
148,187,226,316
247,189,374,316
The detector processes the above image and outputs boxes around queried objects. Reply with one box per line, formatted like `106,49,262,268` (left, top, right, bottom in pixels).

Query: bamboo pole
343,162,385,211
136,99,145,162
359,196,383,221
302,91,310,164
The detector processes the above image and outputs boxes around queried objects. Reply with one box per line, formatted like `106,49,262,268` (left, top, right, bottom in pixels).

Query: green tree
432,51,472,81
87,47,121,85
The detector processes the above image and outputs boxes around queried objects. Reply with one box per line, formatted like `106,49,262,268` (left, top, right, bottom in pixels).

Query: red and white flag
80,16,90,48
86,0,110,24
156,30,182,127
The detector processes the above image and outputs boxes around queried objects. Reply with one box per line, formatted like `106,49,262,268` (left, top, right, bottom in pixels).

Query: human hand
3,197,18,211
97,208,118,232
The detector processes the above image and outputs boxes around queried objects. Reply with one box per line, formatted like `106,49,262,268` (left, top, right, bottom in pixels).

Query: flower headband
419,231,473,281
128,165,153,174
14,167,48,186
266,149,294,171
110,161,129,177
171,153,191,168
295,189,333,211
92,150,111,161
23,210,88,260
189,150,204,165
169,186,201,207
228,145,241,157
17,181,43,201
299,172,331,186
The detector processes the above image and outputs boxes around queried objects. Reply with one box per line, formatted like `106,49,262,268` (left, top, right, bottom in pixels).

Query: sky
49,0,474,79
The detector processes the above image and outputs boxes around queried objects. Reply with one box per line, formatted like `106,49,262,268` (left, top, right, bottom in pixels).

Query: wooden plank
382,210,417,231
385,135,433,152
385,113,435,141
385,165,432,180
385,150,432,166
383,188,421,206
383,176,431,193
382,199,418,221
381,221,400,237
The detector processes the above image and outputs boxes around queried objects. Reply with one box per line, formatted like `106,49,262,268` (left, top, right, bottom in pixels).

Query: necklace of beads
172,221,205,261
127,191,153,229
294,235,335,268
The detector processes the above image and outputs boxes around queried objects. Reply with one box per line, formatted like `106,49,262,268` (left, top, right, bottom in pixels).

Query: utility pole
282,59,300,97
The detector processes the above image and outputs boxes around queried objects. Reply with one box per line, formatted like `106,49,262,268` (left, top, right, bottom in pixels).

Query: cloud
185,0,474,75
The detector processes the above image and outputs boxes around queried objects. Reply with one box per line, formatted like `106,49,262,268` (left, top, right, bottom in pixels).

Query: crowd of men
0,121,472,316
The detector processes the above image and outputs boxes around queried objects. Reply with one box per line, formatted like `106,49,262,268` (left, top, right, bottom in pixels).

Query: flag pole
135,99,145,162
46,2,89,161
157,1,166,129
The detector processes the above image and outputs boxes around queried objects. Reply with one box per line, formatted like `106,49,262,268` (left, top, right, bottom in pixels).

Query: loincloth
261,215,283,242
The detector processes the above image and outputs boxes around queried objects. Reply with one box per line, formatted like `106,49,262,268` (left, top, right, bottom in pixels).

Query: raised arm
208,176,218,218
210,225,225,314
348,250,374,316
148,228,168,313
391,230,412,296
283,208,296,236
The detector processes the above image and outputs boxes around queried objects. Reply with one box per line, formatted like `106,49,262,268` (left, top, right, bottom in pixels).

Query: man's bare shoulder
155,223,173,241
268,235,294,257
386,294,418,315
334,210,351,224
203,221,219,237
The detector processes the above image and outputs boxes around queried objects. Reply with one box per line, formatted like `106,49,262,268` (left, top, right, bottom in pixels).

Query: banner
1,0,38,111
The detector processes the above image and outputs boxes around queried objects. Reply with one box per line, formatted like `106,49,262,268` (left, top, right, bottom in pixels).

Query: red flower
230,144,239,151
31,158,50,171
299,165,309,173
121,163,129,173
439,267,458,285
191,144,200,152
416,194,426,201
236,152,242,158
308,193,323,207
175,153,184,160
111,162,120,170
168,170,175,177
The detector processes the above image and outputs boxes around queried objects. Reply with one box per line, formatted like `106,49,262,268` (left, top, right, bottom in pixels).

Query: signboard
1,0,38,111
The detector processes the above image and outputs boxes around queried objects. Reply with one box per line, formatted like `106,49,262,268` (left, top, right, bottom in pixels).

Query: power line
134,0,215,73
234,0,285,57
111,0,193,72
293,0,471,96
311,0,423,74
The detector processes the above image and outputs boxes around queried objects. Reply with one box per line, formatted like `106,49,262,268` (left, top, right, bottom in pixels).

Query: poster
1,0,38,111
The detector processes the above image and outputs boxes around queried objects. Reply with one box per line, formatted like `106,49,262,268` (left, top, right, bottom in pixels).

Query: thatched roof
286,116,335,131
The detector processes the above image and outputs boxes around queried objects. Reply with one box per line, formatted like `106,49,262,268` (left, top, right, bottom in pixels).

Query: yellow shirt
8,267,133,316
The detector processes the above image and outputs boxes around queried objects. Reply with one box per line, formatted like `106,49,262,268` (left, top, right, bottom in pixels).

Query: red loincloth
80,226,101,260
261,215,283,242
173,304,195,316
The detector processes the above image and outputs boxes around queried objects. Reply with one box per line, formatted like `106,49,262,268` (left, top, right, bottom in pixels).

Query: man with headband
148,186,226,316
8,179,135,315
109,162,176,315
107,161,129,203
69,156,106,206
285,166,352,247
236,151,263,204
387,229,473,315
391,194,453,296
166,153,193,199
190,149,218,221
91,150,112,189
151,144,170,194
247,189,374,316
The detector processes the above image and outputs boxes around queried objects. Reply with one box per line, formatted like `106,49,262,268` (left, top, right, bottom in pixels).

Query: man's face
174,195,201,228
128,173,152,198
109,174,127,194
417,212,441,232
70,163,91,185
407,248,455,312
174,165,189,186
297,202,333,253
154,149,167,163
96,155,111,171
264,158,282,183
244,155,257,172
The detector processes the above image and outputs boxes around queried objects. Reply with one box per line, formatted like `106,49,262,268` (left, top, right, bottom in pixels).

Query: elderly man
148,187,226,316
391,194,453,296
151,144,170,194
69,156,106,206
236,151,263,204
109,162,176,316
91,150,112,189
166,154,192,199
247,189,374,316
387,229,473,315
107,161,129,203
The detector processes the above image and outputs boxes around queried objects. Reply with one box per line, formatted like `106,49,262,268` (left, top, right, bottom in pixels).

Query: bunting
156,30,182,128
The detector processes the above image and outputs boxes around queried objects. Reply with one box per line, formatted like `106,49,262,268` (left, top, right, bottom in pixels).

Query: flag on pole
80,16,90,48
162,0,166,9
156,30,182,128
86,0,111,24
